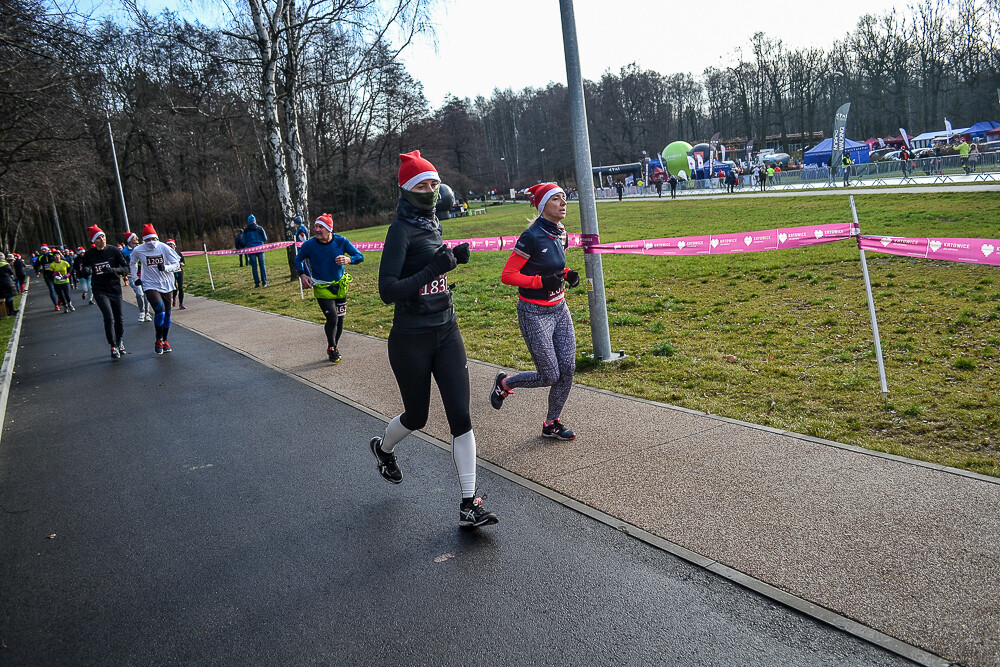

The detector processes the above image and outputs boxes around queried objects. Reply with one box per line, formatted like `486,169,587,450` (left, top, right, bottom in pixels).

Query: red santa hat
166,238,176,246
87,225,104,243
397,150,439,191
315,213,334,232
123,231,137,243
141,224,158,241
40,244,49,251
527,183,565,213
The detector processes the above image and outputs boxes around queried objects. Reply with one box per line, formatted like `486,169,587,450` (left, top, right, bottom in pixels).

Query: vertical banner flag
945,117,953,140
899,127,911,149
746,139,754,164
708,132,720,177
877,137,885,148
721,144,727,161
830,102,851,169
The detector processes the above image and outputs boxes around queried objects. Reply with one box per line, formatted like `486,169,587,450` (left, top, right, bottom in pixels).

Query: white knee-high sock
452,430,477,499
380,415,411,453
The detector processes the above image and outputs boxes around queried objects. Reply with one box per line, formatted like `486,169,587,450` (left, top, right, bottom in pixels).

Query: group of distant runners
27,150,581,530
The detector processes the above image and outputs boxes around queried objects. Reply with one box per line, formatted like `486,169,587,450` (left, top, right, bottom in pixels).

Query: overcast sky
117,0,910,109
401,0,908,108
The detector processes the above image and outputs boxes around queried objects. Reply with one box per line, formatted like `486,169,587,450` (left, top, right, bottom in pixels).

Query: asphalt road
0,290,915,666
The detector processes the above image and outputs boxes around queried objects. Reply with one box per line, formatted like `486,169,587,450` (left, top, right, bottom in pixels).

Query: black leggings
54,282,71,306
94,292,124,345
144,289,172,340
387,320,472,436
174,272,184,306
317,297,346,348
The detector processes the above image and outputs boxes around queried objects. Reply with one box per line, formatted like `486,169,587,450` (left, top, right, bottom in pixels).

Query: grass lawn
186,192,1000,477
0,294,23,365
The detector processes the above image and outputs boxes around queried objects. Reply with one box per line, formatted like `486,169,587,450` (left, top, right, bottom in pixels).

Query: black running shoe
460,496,498,528
111,346,120,361
369,436,402,484
490,372,511,410
328,346,341,363
155,340,164,355
117,342,126,355
541,419,576,440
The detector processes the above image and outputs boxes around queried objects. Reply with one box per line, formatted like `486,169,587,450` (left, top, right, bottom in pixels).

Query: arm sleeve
500,252,543,290
294,242,309,275
343,238,364,265
377,225,437,305
129,249,140,283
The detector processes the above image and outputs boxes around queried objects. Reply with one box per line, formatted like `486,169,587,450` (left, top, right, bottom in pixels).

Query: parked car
870,148,894,160
979,140,1000,153
761,152,791,168
880,150,903,161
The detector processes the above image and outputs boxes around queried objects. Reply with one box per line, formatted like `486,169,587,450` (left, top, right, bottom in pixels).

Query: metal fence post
849,196,889,397
559,0,622,361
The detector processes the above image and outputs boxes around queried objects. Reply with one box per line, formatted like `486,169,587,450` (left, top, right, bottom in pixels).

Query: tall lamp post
559,0,620,361
540,148,546,180
501,156,510,188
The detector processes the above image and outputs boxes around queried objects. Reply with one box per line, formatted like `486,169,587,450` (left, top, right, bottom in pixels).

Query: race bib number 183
419,274,448,295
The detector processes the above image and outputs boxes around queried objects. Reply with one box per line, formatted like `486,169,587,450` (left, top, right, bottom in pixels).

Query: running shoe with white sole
328,346,341,363
111,346,120,361
541,419,576,440
161,340,172,353
155,340,164,355
460,496,498,528
369,436,402,484
117,342,126,355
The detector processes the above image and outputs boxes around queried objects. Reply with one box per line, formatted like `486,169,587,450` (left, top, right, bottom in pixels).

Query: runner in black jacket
79,225,130,360
370,150,497,529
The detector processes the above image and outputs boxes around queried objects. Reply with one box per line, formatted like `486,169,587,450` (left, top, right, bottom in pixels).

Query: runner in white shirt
128,224,182,354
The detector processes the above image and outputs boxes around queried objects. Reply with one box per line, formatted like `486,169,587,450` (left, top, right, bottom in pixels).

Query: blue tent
803,138,870,167
965,121,999,139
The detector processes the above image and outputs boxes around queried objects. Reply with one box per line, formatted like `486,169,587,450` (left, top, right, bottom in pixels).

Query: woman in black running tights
369,150,497,529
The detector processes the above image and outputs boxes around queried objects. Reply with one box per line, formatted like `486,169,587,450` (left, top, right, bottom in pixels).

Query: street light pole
540,148,546,180
559,0,619,361
107,119,131,232
501,156,510,188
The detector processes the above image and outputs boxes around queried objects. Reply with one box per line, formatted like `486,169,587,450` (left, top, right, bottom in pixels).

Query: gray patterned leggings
505,299,576,422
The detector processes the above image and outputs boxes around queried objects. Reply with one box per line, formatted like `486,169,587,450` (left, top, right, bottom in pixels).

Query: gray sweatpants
505,299,576,422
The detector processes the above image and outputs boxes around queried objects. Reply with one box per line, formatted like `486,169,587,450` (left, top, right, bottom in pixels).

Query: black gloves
427,245,458,275
453,242,470,264
157,263,165,272
540,273,564,293
565,269,580,288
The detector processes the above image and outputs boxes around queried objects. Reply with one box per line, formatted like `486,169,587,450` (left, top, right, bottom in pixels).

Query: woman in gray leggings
490,182,580,440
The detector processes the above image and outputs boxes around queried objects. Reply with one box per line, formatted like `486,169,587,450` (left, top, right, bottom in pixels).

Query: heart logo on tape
743,236,752,246
778,233,787,244
928,240,942,252
710,239,719,248
880,237,892,247
677,241,686,250
814,229,824,239
983,244,995,257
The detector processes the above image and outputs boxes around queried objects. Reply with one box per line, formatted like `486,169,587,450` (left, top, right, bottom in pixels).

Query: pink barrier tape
860,235,1000,265
582,222,856,255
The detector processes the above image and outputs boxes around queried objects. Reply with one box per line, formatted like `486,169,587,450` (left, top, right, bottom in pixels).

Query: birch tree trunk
247,0,296,231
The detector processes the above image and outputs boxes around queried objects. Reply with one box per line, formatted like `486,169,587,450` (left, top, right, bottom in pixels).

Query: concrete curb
178,313,953,667
0,287,27,450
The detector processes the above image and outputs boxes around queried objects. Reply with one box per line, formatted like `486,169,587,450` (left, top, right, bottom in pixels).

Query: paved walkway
0,291,915,666
170,295,999,666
